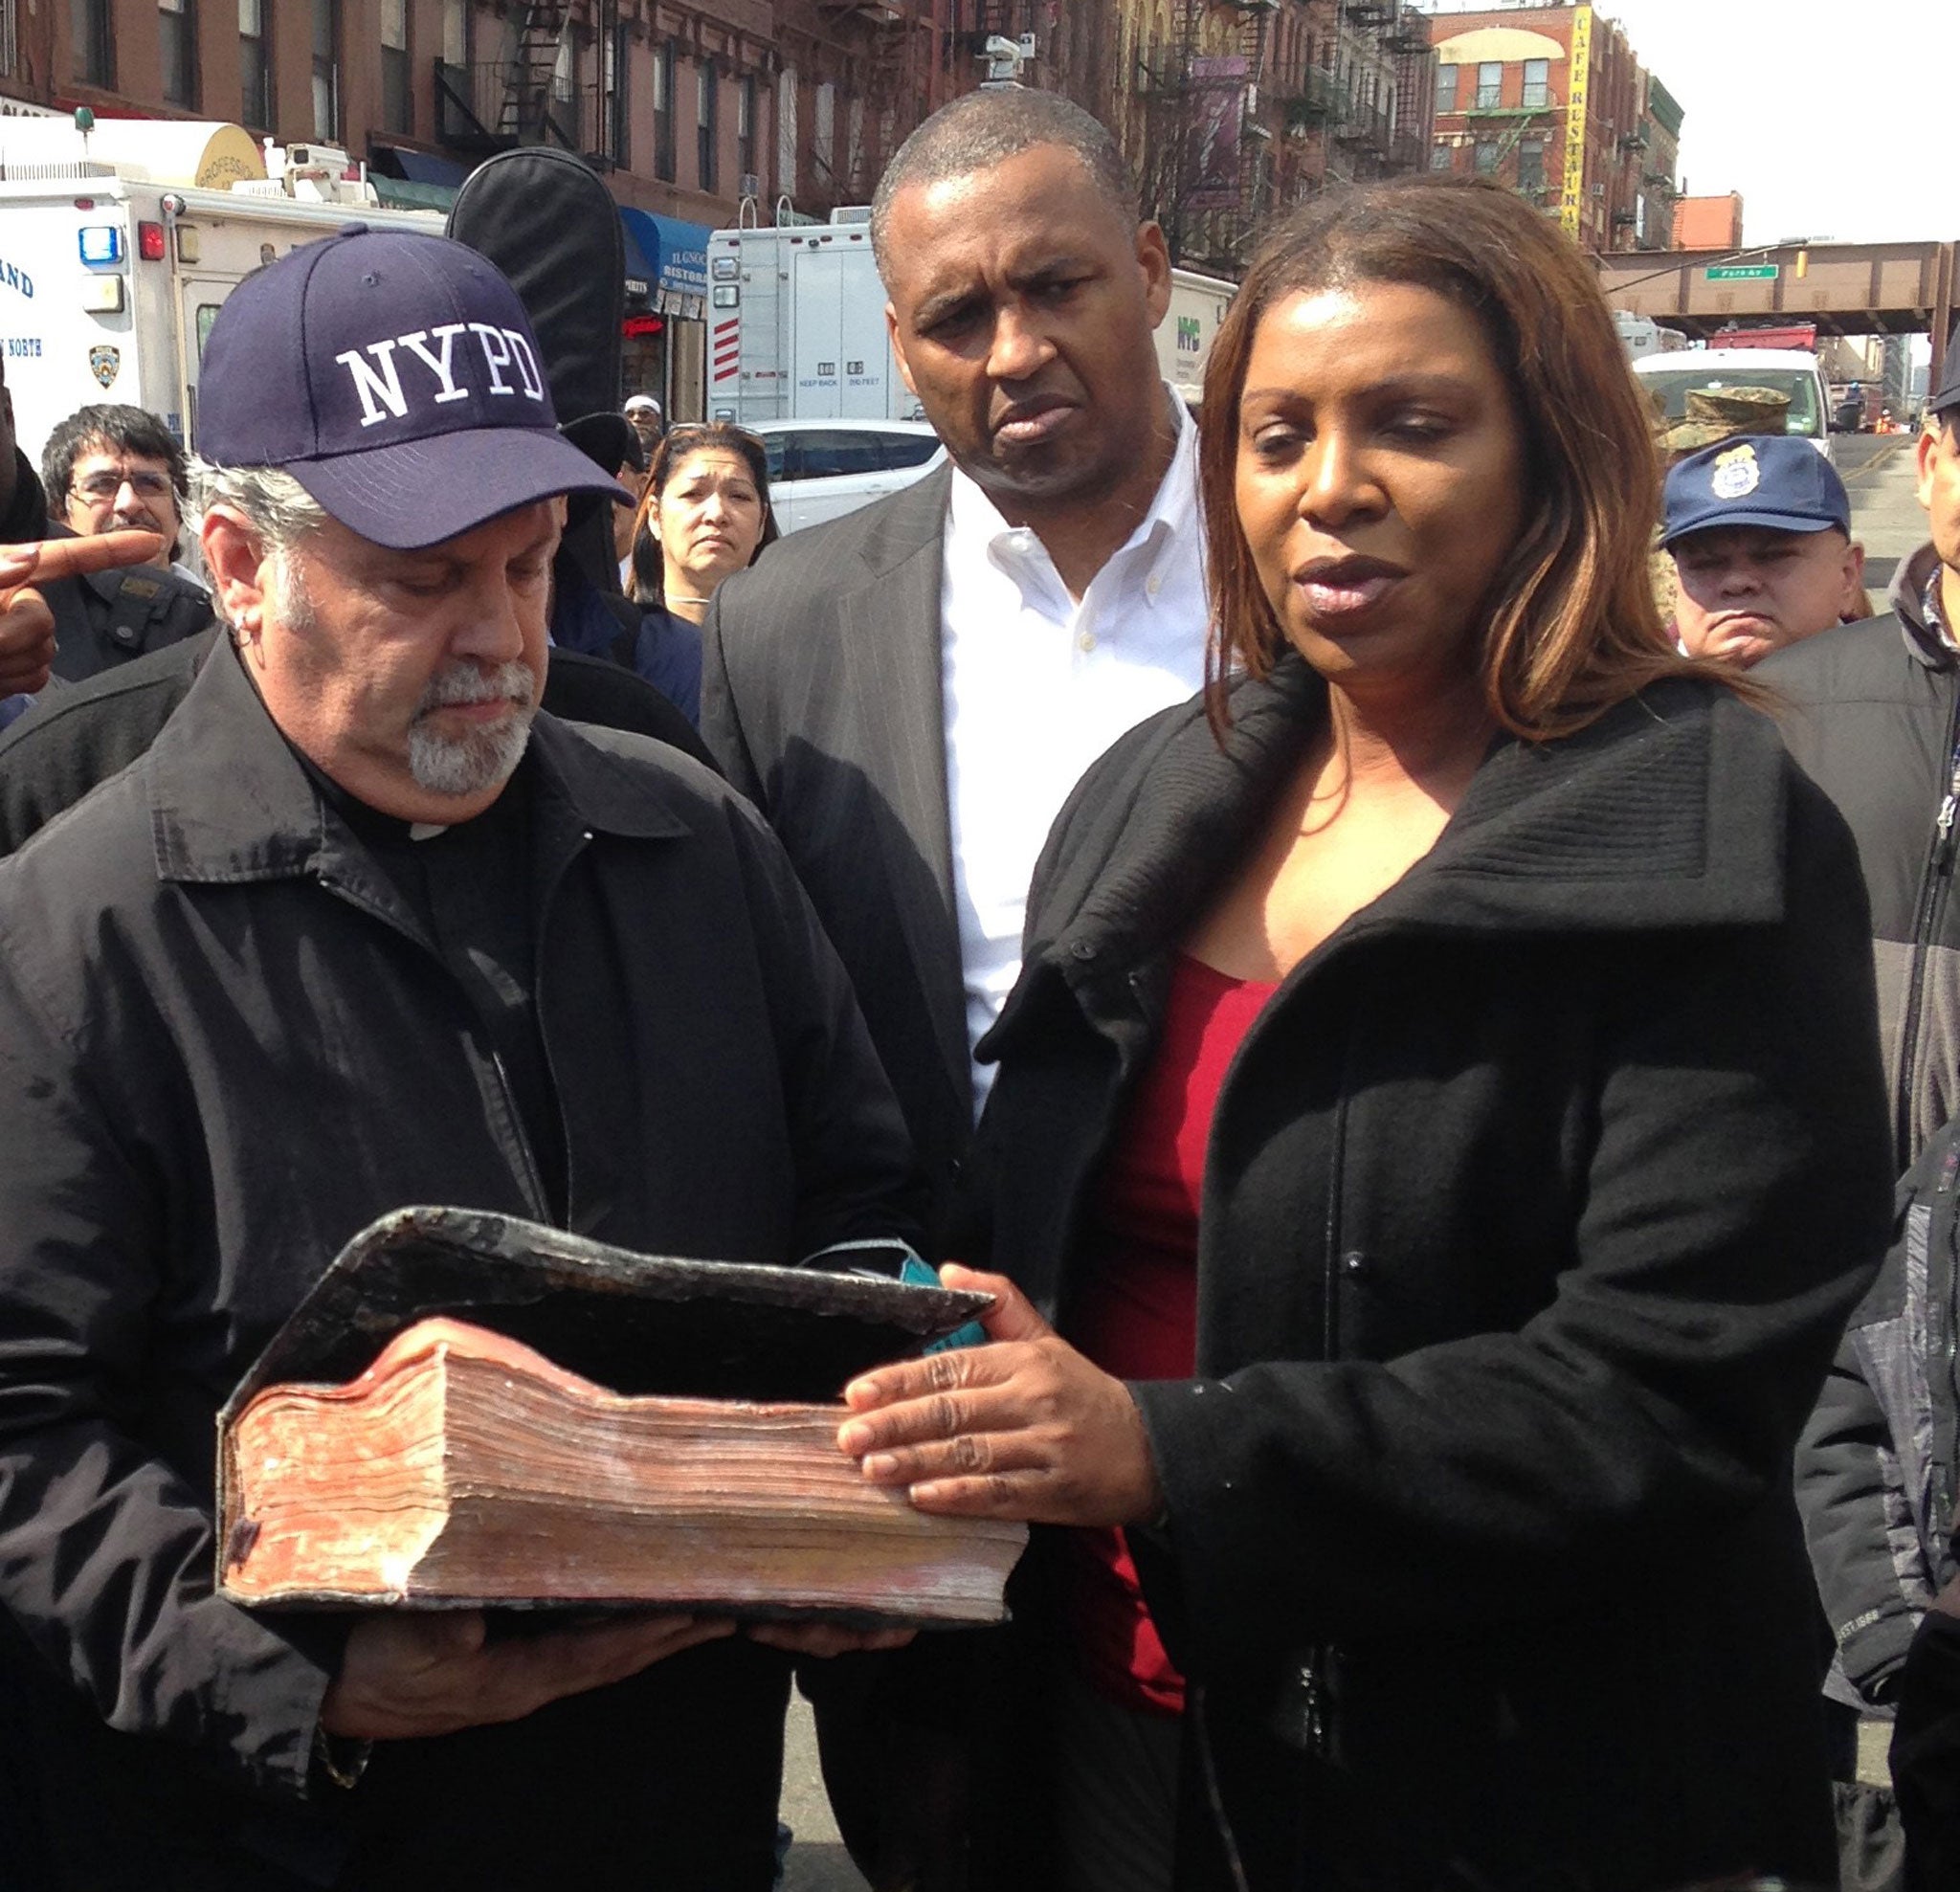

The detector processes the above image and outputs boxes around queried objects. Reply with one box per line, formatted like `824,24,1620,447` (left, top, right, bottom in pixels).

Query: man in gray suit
701,88,1211,1890
702,89,1208,1256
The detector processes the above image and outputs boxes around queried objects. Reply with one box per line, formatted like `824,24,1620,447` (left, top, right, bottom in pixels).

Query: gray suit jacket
702,466,975,1247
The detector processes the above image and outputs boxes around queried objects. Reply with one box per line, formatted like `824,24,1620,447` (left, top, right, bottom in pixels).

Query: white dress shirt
942,390,1210,1111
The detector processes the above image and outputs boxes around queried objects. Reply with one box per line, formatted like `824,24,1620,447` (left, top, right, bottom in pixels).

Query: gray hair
188,459,328,561
870,91,1139,279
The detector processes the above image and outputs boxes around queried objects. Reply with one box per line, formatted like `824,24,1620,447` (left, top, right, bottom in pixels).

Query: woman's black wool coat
971,660,1893,1892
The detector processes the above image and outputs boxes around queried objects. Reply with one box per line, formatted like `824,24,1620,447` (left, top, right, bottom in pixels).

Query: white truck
1615,311,1687,361
704,206,1235,423
1632,346,1835,461
0,117,441,470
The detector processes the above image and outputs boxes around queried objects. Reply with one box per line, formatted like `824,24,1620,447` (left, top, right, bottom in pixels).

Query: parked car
752,419,946,534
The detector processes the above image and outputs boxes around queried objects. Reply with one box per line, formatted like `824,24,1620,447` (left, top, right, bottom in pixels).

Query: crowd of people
0,79,1953,1892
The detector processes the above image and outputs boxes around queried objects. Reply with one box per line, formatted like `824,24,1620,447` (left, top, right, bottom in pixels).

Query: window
696,58,718,193
311,0,340,141
380,0,411,135
159,0,196,107
1473,140,1499,174
72,0,113,86
1517,136,1545,194
1475,60,1501,109
239,0,272,127
1429,141,1453,171
737,75,757,190
814,79,835,181
1434,63,1458,112
1522,57,1549,110
879,431,939,471
440,0,468,67
652,39,676,182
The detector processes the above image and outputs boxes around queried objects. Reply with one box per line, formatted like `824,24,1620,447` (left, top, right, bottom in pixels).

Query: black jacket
1801,1124,1960,1718
703,467,978,1252
0,637,918,1887
1762,548,1958,1170
972,659,1891,1891
0,627,714,854
1767,550,1960,1718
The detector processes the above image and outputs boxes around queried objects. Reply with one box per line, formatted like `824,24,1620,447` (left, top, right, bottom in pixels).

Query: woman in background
837,176,1893,1892
619,423,778,724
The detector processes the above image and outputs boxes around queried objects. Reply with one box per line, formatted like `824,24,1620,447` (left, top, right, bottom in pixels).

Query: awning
619,214,656,303
374,146,470,188
371,175,457,211
618,208,711,319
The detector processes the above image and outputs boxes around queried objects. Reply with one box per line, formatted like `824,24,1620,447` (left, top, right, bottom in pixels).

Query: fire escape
771,0,942,215
1140,0,1276,277
437,2,621,164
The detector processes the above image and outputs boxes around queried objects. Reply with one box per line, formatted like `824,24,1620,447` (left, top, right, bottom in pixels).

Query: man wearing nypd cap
0,225,918,1887
1661,433,1867,667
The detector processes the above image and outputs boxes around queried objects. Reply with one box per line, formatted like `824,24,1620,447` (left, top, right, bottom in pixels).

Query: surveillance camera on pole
978,33,1031,89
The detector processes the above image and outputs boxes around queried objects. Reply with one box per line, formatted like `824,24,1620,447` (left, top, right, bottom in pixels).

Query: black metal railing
434,58,594,156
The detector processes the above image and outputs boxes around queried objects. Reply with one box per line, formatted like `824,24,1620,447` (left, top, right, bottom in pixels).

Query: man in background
42,402,202,584
702,87,1209,1890
1663,434,1867,666
626,390,664,456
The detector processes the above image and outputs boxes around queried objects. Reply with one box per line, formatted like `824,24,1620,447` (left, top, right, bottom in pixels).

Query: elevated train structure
1595,238,1957,397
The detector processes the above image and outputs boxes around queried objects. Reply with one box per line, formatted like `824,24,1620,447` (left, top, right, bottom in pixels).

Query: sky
1430,0,1956,247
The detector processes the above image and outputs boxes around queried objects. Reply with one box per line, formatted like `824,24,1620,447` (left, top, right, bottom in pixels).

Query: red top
1063,952,1278,1717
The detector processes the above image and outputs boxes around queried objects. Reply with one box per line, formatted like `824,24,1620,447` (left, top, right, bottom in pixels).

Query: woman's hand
836,1264,1163,1528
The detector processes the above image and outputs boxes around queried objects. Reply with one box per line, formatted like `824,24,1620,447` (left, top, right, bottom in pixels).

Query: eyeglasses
75,468,174,502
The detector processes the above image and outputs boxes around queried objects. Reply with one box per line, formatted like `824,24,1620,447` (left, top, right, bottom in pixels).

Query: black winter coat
971,659,1892,1891
0,639,918,1888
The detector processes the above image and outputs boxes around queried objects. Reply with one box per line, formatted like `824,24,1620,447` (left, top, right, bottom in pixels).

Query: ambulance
0,117,441,469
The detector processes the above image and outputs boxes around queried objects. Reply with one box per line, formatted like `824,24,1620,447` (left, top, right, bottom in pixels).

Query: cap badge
1710,443,1761,501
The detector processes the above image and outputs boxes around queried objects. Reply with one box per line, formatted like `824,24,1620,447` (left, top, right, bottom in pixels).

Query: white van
1630,348,1834,460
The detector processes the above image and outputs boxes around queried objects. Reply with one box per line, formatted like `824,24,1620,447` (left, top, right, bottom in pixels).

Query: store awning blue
390,149,470,188
619,213,656,300
618,208,711,299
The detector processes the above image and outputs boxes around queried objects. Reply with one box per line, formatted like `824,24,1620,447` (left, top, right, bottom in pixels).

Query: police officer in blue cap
1661,434,1867,667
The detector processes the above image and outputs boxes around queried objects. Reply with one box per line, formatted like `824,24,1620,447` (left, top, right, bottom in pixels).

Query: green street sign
1705,264,1780,280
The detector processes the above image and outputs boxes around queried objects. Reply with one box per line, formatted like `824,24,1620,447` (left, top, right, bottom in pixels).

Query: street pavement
780,1686,870,1891
1839,432,1924,594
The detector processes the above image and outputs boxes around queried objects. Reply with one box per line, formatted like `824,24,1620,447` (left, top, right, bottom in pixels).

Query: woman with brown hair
836,177,1893,1890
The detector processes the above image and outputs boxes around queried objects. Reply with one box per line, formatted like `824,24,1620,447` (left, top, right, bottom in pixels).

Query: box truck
704,207,1235,422
0,117,441,469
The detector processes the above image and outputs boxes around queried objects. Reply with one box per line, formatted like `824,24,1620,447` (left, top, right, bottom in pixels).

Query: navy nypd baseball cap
196,225,628,550
1660,434,1852,548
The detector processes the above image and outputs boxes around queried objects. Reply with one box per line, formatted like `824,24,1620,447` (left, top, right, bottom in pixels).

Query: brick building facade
1426,3,1682,255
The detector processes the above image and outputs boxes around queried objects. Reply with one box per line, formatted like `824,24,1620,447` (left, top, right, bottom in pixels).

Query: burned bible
216,1207,1027,1625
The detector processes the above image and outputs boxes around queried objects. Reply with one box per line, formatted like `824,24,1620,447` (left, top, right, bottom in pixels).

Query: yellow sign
1560,4,1592,240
